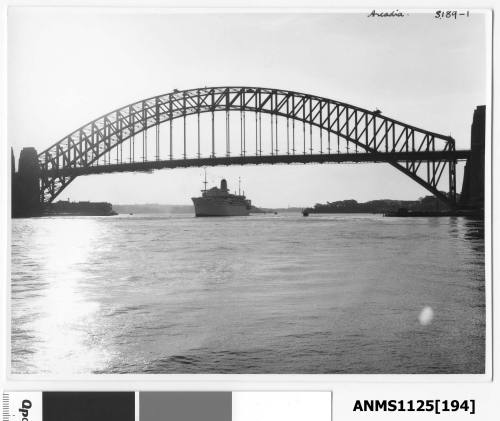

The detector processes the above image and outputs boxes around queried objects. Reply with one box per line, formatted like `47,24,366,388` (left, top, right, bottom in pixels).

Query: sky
7,9,489,207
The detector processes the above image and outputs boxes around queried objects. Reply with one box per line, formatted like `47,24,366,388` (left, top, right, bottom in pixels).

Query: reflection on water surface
11,214,485,374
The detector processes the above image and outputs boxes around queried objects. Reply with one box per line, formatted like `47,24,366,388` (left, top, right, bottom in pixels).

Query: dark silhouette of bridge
11,87,485,217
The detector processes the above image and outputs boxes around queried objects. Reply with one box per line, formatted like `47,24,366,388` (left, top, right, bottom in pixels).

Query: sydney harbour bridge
11,86,485,217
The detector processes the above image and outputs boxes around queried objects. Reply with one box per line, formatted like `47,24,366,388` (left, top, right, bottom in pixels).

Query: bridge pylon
459,105,485,211
11,147,42,217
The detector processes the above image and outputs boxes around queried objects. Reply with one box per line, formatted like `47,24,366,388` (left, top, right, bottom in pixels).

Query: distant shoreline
44,195,462,217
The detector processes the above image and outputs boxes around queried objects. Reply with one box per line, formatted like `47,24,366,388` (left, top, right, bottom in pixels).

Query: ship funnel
220,179,228,191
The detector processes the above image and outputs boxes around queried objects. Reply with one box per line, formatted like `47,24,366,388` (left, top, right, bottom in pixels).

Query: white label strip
232,391,332,421
2,393,42,421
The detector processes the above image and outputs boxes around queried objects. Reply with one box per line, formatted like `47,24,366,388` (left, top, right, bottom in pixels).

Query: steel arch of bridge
39,86,460,206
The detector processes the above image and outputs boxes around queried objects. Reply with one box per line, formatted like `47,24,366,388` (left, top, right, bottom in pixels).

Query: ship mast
238,177,241,196
203,168,207,192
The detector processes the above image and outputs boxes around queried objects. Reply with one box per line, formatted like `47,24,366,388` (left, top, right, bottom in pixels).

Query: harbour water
11,214,485,374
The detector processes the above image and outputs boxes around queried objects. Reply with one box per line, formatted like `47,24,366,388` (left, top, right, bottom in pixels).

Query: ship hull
192,197,250,217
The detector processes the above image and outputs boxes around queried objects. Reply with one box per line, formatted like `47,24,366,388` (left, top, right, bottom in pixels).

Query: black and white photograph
8,8,489,375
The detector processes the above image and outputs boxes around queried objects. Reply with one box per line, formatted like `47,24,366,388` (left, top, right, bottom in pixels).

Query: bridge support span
43,150,470,178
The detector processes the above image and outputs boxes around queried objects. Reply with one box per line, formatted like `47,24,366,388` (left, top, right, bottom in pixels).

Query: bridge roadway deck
42,150,471,177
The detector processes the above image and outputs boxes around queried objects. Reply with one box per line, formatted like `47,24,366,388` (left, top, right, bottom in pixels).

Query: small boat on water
191,175,252,217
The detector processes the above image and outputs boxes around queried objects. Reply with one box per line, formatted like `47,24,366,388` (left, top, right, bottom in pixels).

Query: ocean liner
192,177,252,217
